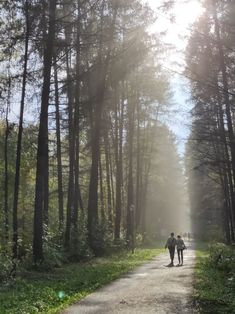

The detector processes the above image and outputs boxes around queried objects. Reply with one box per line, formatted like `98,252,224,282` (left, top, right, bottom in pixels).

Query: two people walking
165,232,186,267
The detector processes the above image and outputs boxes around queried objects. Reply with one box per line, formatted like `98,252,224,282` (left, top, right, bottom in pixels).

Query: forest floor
62,242,196,314
0,248,163,314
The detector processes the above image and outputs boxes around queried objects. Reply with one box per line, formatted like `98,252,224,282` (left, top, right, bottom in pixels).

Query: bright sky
145,0,204,155
148,0,203,51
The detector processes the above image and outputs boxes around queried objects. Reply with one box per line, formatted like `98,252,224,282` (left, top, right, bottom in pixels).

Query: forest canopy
185,0,235,243
0,0,187,270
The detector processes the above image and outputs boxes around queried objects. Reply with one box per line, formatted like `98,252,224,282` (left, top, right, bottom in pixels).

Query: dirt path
61,243,196,314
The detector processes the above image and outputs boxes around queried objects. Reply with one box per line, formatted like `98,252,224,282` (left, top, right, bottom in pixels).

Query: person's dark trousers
177,249,183,264
168,247,175,264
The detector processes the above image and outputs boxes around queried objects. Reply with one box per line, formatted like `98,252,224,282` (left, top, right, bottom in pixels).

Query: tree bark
73,1,84,227
12,0,30,260
33,0,57,263
103,118,112,227
114,88,122,240
65,47,75,249
54,62,64,228
126,95,135,243
4,81,10,247
87,1,118,252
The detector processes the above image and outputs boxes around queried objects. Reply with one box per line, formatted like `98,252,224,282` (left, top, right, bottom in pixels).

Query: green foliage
206,225,225,243
194,244,235,313
0,248,163,314
42,228,64,270
67,222,91,261
0,252,13,282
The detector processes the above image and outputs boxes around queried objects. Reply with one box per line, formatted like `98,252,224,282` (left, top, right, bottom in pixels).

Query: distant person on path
176,235,186,266
188,232,191,241
165,232,177,266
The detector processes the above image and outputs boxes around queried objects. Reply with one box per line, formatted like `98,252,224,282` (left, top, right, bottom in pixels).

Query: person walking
165,232,177,266
176,235,186,266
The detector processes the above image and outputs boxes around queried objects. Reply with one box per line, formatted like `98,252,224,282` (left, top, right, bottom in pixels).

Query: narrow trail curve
61,243,196,314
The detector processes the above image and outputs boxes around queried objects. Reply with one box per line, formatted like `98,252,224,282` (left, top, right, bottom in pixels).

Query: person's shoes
176,264,180,267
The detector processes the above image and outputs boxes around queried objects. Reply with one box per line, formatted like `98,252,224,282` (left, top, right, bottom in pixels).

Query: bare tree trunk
140,125,154,234
54,62,64,228
114,88,122,240
109,141,115,210
4,80,10,247
87,1,118,252
126,95,135,243
87,93,104,252
73,1,84,226
65,48,75,249
135,100,141,231
103,119,112,226
12,0,30,261
99,151,105,222
33,0,56,263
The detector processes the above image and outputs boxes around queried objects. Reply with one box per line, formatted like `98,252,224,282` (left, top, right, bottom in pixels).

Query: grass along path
194,243,235,314
0,248,163,314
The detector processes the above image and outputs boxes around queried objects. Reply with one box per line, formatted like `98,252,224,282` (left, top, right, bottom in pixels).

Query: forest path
61,243,196,314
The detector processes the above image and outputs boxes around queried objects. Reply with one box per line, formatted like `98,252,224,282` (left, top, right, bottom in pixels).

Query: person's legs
181,250,184,265
177,249,180,264
169,247,175,265
172,247,175,264
168,248,172,265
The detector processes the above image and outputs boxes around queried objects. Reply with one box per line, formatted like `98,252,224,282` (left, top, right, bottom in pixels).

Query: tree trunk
87,93,104,252
103,119,112,227
12,0,30,261
33,0,57,263
4,83,10,248
65,48,75,249
87,1,118,252
213,4,235,191
135,100,141,231
126,95,135,243
54,62,64,228
99,151,105,222
216,83,235,239
73,1,83,227
114,88,122,240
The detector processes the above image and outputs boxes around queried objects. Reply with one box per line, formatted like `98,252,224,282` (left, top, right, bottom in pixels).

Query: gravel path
61,243,196,314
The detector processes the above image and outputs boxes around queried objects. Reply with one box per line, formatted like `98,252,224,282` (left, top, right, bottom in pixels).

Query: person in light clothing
176,235,186,266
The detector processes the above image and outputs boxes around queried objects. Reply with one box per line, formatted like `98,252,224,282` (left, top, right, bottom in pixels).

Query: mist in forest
145,124,190,239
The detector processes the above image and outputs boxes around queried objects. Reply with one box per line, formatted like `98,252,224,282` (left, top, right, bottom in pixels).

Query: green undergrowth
194,242,235,313
0,248,163,314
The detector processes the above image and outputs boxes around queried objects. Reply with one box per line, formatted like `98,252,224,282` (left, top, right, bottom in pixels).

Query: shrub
208,242,235,271
30,226,65,271
67,224,92,262
0,252,14,282
206,225,225,242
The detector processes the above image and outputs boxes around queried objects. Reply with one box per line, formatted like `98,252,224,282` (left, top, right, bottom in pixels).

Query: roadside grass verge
0,248,163,314
194,243,235,314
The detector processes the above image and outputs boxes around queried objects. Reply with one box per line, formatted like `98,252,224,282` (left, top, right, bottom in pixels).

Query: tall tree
33,0,57,262
12,0,30,261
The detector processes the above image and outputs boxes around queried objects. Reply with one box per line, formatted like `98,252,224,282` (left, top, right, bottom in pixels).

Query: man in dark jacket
165,232,177,266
